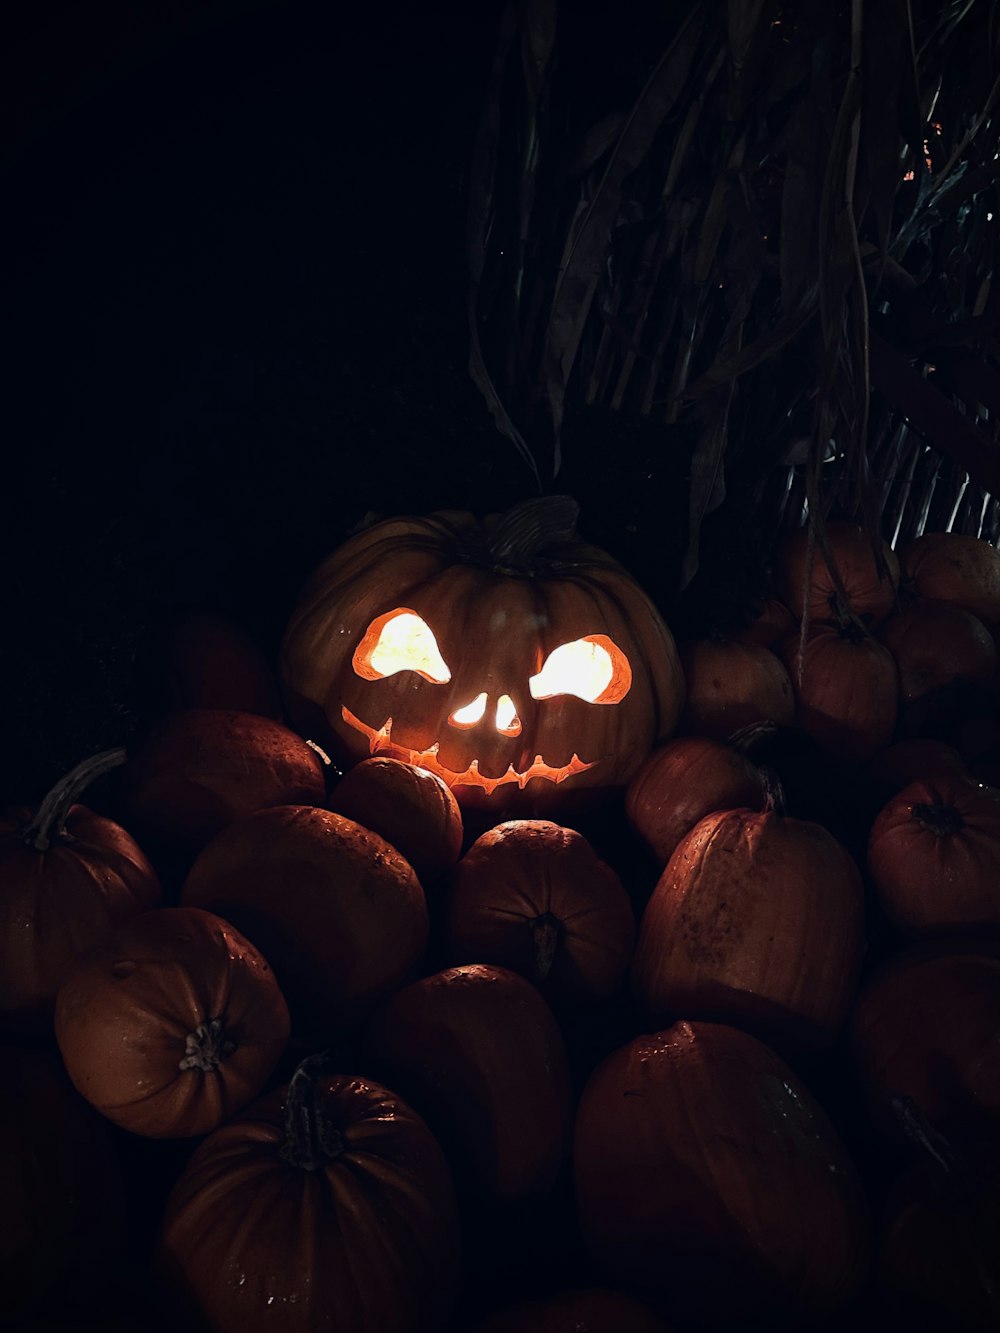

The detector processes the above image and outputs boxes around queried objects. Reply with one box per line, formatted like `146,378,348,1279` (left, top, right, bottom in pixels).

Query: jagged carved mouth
341,706,595,795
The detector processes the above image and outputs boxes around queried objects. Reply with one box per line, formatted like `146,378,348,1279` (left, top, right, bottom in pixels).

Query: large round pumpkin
279,498,684,817
157,1057,460,1333
775,519,899,626
54,906,290,1138
901,531,1000,625
573,1021,870,1324
878,598,995,703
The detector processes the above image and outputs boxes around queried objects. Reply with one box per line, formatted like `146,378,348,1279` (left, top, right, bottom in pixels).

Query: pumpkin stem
485,496,580,571
178,1018,236,1072
23,747,129,851
912,801,965,836
759,765,786,816
530,913,562,983
280,1052,346,1171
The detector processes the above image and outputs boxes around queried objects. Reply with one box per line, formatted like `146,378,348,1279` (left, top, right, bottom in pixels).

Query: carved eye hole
353,609,451,683
529,634,632,704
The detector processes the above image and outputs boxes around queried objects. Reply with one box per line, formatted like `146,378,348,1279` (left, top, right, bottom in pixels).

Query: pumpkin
779,621,898,763
327,755,463,886
279,497,684,818
157,1055,460,1333
0,748,160,1028
181,805,428,1035
0,1047,126,1325
120,708,327,861
54,906,290,1138
850,941,1000,1140
469,1287,674,1332
573,1021,870,1324
677,637,794,739
363,963,574,1200
734,595,796,649
867,776,1000,936
877,598,995,703
901,531,1000,625
625,734,766,866
445,820,636,1008
632,805,865,1052
775,519,899,626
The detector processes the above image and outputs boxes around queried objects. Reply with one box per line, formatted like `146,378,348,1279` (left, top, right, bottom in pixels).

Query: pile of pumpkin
2,503,1000,1333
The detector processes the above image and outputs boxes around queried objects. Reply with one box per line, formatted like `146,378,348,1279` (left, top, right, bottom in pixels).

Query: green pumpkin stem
486,496,580,571
23,747,129,852
530,914,562,984
280,1052,346,1171
178,1018,236,1072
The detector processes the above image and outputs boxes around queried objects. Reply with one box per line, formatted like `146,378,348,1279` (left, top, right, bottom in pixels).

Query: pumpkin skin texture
678,638,794,739
850,943,1000,1139
573,1021,870,1325
157,1062,460,1333
327,755,463,886
632,808,865,1053
779,622,898,763
469,1286,674,1332
625,736,766,867
121,709,327,859
181,805,428,1035
901,531,1000,625
279,500,685,819
363,963,574,1201
54,906,290,1138
775,519,899,626
0,1047,126,1325
878,598,995,703
0,753,160,1026
867,777,1000,936
445,820,636,1008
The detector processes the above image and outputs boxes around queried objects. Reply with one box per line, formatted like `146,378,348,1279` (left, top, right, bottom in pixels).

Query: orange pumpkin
901,531,1000,625
54,906,290,1138
0,749,160,1028
573,1021,870,1324
625,735,766,867
445,820,636,1008
677,638,794,739
867,777,1000,936
279,498,684,818
775,519,899,626
878,598,995,703
733,595,796,649
157,1057,460,1333
363,963,574,1200
181,806,428,1036
632,806,865,1052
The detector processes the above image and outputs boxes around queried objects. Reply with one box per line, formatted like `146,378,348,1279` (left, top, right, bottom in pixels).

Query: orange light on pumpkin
529,635,632,704
353,609,451,683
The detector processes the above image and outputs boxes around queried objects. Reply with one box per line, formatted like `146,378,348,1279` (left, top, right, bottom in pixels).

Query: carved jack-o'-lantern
280,498,685,815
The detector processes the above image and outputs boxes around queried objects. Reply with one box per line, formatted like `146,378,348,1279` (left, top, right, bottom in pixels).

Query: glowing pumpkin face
280,500,685,816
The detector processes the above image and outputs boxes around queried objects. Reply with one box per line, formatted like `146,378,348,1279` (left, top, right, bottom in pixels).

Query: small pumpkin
181,805,428,1035
363,963,574,1200
279,497,685,818
677,637,794,739
0,749,160,1028
54,906,290,1138
632,804,865,1052
867,777,1000,936
775,519,899,626
624,734,766,867
779,621,898,763
573,1021,870,1324
327,755,463,886
901,531,1000,625
878,598,995,703
121,708,327,860
157,1055,460,1333
733,595,796,649
445,820,636,1008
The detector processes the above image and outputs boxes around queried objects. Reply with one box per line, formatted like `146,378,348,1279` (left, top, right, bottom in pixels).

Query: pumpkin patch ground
5,1,1000,1330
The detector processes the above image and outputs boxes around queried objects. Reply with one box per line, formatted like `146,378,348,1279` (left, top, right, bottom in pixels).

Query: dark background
5,0,703,810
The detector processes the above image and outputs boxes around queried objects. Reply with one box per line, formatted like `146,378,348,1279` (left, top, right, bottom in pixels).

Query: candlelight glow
529,635,632,704
450,692,487,727
352,610,451,683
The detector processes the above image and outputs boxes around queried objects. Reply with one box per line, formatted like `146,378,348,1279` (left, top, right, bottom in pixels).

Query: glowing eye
495,694,521,736
450,692,487,728
353,609,451,683
529,635,632,704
